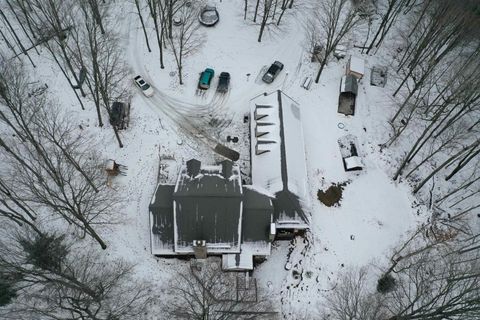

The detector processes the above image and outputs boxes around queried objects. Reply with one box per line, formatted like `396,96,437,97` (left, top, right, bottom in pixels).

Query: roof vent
221,160,233,179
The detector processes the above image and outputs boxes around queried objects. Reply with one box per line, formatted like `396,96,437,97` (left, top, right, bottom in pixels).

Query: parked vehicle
216,72,230,93
198,68,215,89
262,61,284,84
133,75,154,97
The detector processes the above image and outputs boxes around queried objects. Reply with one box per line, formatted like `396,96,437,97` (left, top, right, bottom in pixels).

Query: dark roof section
149,184,175,246
276,90,308,225
272,190,305,224
214,144,240,161
242,188,273,242
221,160,233,179
174,162,242,247
186,159,201,177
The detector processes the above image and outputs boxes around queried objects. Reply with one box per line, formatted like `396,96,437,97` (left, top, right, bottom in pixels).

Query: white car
133,75,154,97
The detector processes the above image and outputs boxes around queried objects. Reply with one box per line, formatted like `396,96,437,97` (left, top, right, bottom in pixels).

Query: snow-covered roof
340,75,358,94
222,252,254,271
250,91,307,199
249,91,309,227
344,156,364,171
173,160,243,253
349,56,365,76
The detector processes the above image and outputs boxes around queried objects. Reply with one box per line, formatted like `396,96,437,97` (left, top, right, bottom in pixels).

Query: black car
262,61,284,83
217,72,230,93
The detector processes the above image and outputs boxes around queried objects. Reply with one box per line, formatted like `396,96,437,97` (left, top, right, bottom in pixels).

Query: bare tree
0,228,154,320
382,237,480,320
134,0,152,52
164,260,276,319
305,0,361,83
0,61,118,249
166,1,204,85
327,228,480,320
257,0,275,42
392,0,480,107
321,267,387,320
69,0,130,145
9,0,88,110
147,0,166,69
365,0,415,54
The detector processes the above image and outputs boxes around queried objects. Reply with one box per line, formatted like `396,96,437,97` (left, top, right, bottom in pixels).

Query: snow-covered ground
6,1,429,318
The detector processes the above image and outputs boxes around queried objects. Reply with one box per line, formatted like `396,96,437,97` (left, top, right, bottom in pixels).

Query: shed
338,75,358,116
346,56,365,79
338,134,364,172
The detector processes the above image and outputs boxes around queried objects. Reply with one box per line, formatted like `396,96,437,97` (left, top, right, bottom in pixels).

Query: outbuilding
338,74,358,116
346,56,365,80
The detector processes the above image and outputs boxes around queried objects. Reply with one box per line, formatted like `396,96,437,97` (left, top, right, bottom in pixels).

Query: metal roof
340,75,358,94
174,162,243,248
242,188,273,242
149,184,175,252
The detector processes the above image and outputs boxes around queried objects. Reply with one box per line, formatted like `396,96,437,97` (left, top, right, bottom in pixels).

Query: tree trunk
134,0,152,52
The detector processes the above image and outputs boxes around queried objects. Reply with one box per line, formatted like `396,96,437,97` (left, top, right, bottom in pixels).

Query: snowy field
1,0,432,318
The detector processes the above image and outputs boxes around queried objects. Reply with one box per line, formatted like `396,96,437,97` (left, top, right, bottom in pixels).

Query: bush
377,273,397,293
0,278,16,306
317,182,348,207
20,234,69,272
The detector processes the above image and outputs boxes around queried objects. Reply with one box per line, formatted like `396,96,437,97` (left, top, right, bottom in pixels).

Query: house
249,90,309,238
346,56,365,80
149,159,274,270
149,90,310,270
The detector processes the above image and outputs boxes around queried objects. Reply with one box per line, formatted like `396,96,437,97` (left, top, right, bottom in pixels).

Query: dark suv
262,61,284,84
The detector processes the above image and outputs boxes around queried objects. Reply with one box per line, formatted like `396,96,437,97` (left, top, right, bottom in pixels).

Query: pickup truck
216,72,230,93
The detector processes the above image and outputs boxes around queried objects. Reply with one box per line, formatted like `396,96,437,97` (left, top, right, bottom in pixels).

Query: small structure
346,56,365,80
199,5,219,26
109,101,130,130
338,135,364,171
301,77,312,90
333,45,347,59
105,159,127,176
105,159,127,186
338,75,358,116
370,66,387,87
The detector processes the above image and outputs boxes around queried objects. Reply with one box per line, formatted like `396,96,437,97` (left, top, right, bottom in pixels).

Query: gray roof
276,91,309,225
242,188,273,242
174,163,242,247
340,75,358,95
149,185,175,246
272,190,305,224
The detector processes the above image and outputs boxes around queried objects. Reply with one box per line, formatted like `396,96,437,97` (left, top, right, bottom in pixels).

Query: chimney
186,159,201,178
192,240,207,259
221,160,233,179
